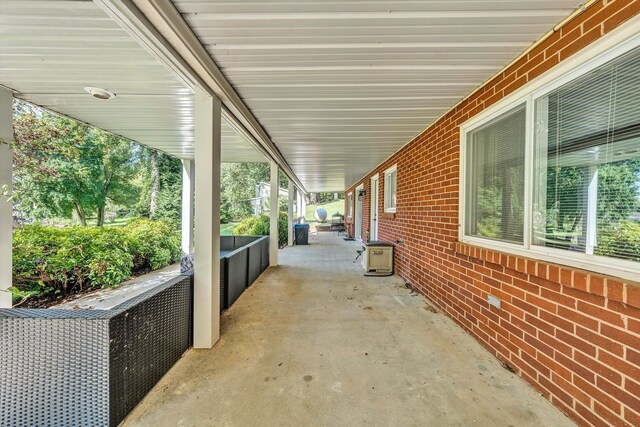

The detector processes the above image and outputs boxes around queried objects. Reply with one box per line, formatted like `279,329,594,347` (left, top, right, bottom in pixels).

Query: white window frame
384,165,397,213
347,192,353,218
459,24,640,283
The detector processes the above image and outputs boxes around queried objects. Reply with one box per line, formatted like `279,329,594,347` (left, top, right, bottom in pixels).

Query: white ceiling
0,0,585,191
172,0,584,191
0,0,267,163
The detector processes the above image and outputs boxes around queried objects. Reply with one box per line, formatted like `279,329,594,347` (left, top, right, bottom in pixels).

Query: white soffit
0,0,266,163
172,0,584,191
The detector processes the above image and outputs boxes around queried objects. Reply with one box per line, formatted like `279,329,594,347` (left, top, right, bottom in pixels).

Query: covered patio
123,232,571,427
1,1,640,427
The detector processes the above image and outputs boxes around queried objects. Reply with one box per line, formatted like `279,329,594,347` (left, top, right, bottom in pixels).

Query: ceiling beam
181,10,574,21
210,42,529,50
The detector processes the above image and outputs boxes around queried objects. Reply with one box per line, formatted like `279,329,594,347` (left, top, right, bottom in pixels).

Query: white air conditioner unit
362,241,393,276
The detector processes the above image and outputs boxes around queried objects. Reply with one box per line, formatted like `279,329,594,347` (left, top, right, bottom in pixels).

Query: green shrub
595,221,640,262
11,219,182,302
82,227,134,288
12,224,133,296
124,218,182,272
232,212,288,246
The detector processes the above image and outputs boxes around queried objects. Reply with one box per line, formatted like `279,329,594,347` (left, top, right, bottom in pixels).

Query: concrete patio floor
123,232,573,427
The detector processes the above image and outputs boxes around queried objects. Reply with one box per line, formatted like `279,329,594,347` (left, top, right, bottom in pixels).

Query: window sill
380,212,396,219
454,240,640,308
459,234,640,284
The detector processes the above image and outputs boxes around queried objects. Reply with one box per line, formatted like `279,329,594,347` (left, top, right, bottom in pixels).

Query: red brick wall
345,185,372,240
345,191,354,236
345,2,640,426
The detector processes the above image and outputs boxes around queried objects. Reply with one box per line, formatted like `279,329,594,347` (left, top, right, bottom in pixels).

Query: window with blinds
384,166,397,212
466,104,526,243
347,192,353,217
462,41,640,278
533,47,640,262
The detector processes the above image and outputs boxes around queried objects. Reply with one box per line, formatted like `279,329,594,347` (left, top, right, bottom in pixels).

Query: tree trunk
97,174,112,227
150,150,159,217
74,203,87,226
334,192,338,200
96,205,105,227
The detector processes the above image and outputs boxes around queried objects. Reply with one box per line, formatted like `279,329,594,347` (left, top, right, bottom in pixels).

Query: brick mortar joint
454,241,640,308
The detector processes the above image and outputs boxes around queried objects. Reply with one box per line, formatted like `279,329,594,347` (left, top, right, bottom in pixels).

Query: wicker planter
0,275,193,427
182,235,270,310
1,236,271,426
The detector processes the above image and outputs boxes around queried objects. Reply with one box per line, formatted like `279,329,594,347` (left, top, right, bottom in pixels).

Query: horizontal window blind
466,104,526,244
384,169,396,211
533,46,640,262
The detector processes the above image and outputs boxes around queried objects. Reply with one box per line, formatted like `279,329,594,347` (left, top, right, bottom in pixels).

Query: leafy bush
12,225,133,297
125,218,182,271
595,221,640,262
232,215,269,236
220,202,232,224
11,219,182,302
232,212,288,246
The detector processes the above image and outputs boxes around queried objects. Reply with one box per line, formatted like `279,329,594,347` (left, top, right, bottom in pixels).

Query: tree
133,147,182,224
152,152,182,224
597,159,640,223
220,162,270,220
11,102,82,177
92,131,138,226
12,101,139,225
13,103,93,224
149,150,159,216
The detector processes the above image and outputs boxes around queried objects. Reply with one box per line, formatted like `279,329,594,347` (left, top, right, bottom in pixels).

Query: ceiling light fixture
84,86,116,100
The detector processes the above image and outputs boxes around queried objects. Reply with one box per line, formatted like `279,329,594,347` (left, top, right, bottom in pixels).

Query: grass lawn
86,217,133,227
306,199,345,223
220,222,238,236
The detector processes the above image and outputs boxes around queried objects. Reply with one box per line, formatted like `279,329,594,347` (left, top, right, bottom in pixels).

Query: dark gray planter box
1,236,271,426
225,246,249,307
182,235,270,311
0,274,193,427
247,239,262,286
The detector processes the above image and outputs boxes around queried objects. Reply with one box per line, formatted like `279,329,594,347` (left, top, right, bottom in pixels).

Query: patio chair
330,213,346,235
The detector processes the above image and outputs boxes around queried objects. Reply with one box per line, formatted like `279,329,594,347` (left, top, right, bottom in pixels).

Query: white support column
287,180,294,247
0,88,12,308
270,160,279,266
585,166,598,255
296,188,302,221
300,192,307,224
181,159,195,255
193,88,221,349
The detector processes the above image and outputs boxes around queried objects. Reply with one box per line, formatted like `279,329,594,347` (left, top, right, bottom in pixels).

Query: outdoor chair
330,213,346,235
